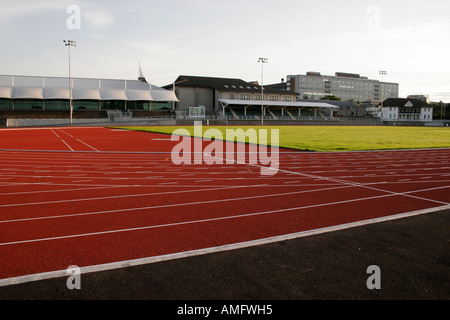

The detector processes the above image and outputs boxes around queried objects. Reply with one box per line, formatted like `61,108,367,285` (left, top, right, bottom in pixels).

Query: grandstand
218,98,338,120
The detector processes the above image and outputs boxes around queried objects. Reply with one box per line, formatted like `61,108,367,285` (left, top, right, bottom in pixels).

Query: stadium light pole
258,58,268,125
64,40,76,125
379,70,387,111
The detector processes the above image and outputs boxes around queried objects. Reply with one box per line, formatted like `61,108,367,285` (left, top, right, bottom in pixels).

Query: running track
0,126,449,286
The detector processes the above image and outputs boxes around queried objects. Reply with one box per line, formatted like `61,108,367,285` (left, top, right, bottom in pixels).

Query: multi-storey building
286,72,399,102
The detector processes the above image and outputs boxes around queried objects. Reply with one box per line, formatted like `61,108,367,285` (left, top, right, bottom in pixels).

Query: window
229,94,235,99
45,99,70,110
239,94,251,100
101,100,126,110
0,99,13,109
13,99,43,110
127,101,149,110
269,96,279,101
282,96,292,101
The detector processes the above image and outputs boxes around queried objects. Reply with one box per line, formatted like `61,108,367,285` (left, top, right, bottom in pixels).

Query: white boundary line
50,129,74,152
1,184,448,245
206,149,450,207
0,204,448,287
0,184,256,213
1,182,449,224
0,147,449,155
0,184,353,223
57,129,100,152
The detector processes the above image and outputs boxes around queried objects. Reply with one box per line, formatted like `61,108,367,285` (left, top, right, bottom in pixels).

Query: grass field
116,125,450,152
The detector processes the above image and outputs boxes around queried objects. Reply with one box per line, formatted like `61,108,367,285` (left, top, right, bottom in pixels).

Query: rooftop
0,74,178,102
167,75,297,95
382,98,430,108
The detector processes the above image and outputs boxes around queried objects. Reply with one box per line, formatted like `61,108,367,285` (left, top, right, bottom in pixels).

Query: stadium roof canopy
0,75,178,102
218,98,339,108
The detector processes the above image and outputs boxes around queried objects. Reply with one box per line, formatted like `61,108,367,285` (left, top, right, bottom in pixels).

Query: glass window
44,99,70,110
127,101,150,110
13,99,43,110
100,100,126,110
73,100,99,110
150,101,171,111
0,99,13,109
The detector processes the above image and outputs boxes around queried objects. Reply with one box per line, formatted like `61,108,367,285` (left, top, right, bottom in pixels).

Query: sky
1,0,449,102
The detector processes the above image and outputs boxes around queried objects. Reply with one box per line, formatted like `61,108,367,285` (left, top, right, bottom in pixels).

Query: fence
2,112,418,128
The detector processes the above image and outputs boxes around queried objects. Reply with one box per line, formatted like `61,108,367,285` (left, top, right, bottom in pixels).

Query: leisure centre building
0,74,178,112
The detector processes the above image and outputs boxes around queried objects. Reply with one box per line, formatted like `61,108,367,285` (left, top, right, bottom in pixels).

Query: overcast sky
1,0,449,102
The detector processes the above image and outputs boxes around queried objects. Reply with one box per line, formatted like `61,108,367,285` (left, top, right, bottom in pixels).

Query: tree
320,95,341,101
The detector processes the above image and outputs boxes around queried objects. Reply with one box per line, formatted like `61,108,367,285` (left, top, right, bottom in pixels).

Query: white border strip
1,204,448,287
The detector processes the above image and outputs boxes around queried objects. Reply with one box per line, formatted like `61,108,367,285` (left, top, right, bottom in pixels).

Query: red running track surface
0,126,449,285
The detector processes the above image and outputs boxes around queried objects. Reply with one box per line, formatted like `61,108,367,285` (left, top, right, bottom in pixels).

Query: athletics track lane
0,127,449,284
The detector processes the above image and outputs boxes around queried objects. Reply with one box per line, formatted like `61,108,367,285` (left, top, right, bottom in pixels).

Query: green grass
115,125,450,152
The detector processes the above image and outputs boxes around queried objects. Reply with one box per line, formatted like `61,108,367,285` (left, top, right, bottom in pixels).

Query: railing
172,114,382,121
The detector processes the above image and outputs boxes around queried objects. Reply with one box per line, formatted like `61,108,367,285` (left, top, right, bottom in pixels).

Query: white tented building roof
0,75,178,102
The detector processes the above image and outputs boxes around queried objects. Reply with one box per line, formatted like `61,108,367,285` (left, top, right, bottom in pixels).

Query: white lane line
0,186,450,242
0,184,354,222
76,139,100,152
58,129,100,152
0,185,122,196
0,184,260,211
206,151,450,206
1,204,448,287
3,183,448,224
0,192,395,246
50,129,74,152
1,185,449,245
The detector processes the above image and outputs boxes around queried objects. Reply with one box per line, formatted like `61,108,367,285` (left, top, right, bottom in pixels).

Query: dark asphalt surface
0,209,448,302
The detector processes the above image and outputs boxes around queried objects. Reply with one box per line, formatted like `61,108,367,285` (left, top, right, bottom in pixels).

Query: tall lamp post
379,70,387,111
64,40,76,125
258,58,268,125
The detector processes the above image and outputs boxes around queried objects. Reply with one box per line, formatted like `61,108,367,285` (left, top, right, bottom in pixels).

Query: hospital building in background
286,72,399,102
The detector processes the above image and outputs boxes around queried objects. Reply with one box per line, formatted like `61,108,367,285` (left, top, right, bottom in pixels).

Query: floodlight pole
64,40,76,125
379,70,387,111
258,58,268,125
